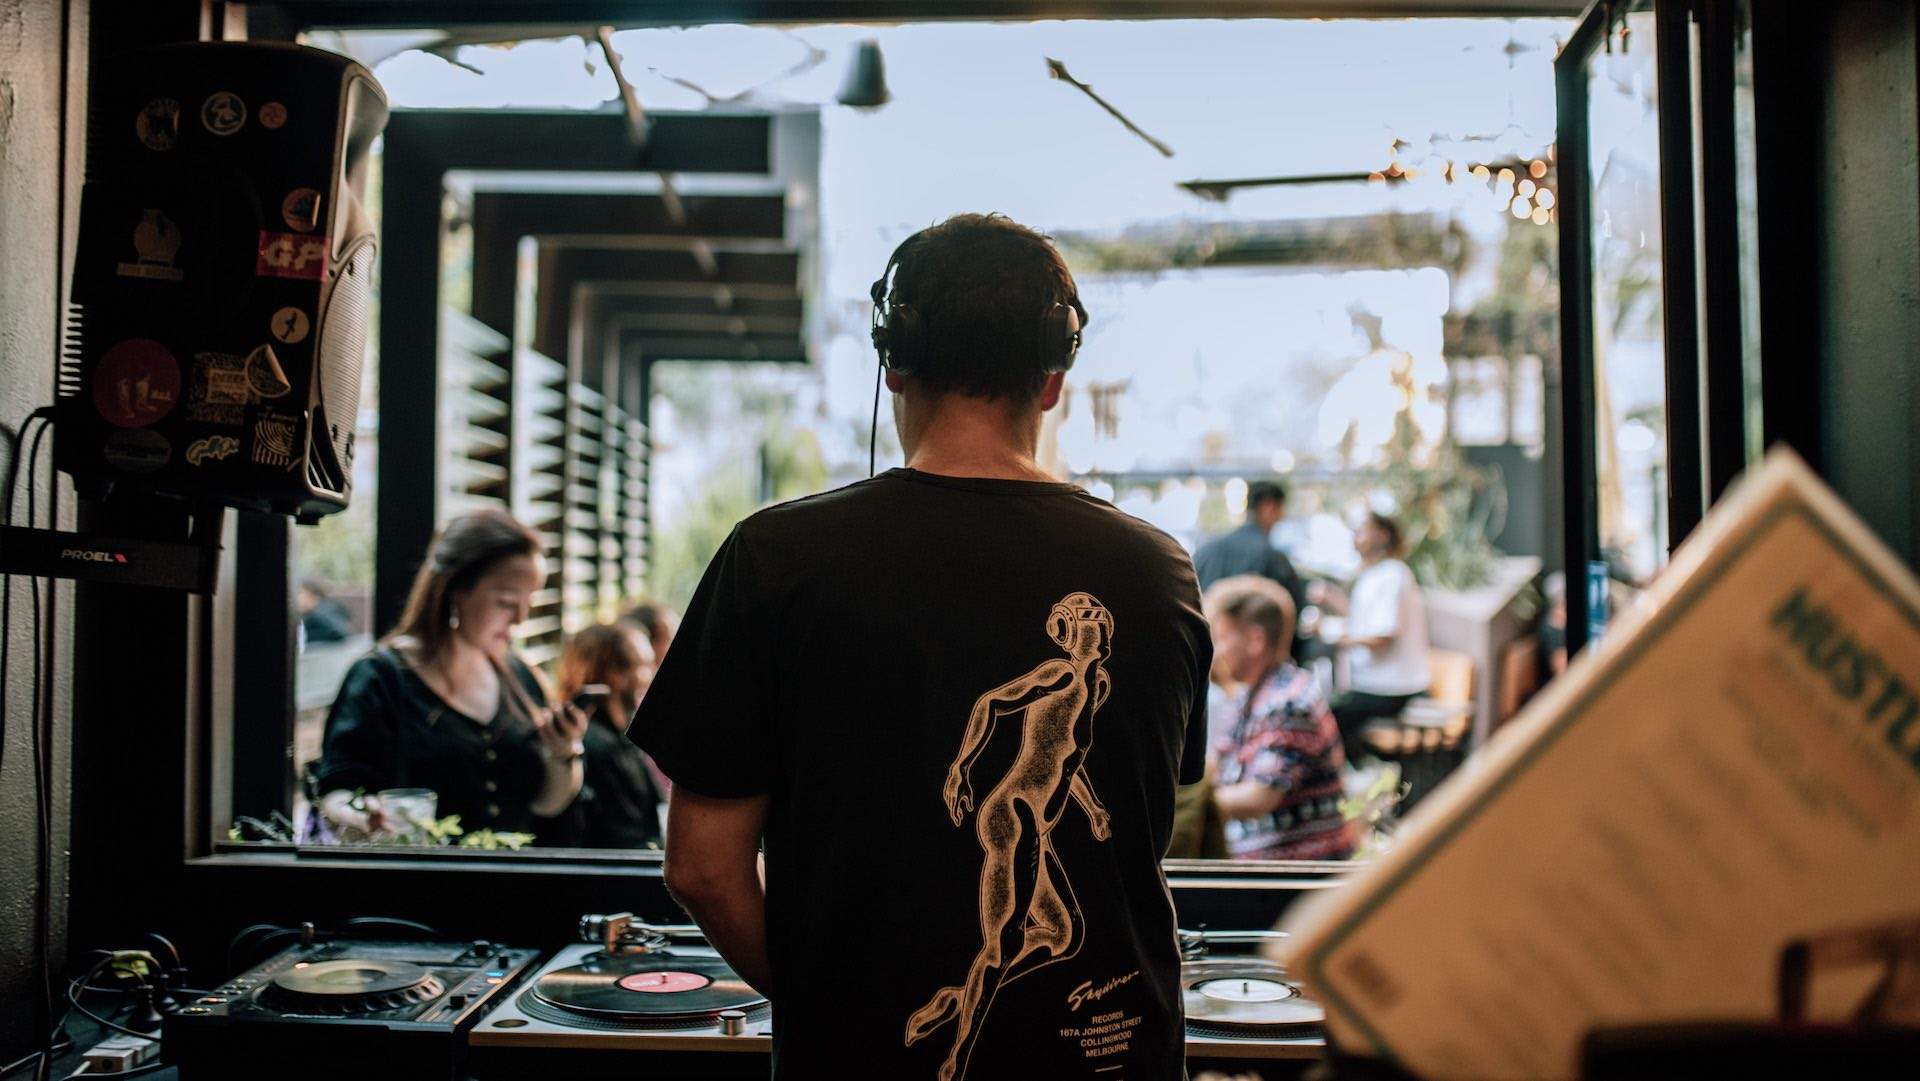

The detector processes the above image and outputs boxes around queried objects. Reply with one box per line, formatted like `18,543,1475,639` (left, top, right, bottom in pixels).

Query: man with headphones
633,213,1211,1080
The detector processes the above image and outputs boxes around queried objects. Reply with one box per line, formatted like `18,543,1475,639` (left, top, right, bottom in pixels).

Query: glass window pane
1585,2,1669,588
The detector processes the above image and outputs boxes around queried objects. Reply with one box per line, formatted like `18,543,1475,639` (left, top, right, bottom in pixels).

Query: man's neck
903,396,1052,482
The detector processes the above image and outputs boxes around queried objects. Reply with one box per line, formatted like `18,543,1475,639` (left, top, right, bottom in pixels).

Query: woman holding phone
312,509,587,841
554,623,664,849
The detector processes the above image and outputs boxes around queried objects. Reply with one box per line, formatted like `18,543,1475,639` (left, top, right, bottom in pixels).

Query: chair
1358,650,1475,812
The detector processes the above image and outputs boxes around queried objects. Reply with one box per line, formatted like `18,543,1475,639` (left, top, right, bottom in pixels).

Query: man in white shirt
1311,512,1431,752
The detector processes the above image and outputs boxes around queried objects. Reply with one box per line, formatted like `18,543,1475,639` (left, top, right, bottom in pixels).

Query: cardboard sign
1278,448,1920,1080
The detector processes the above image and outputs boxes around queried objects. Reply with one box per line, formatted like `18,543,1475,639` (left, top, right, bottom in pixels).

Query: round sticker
135,98,180,151
245,343,293,399
281,187,322,233
270,307,310,345
92,338,181,428
258,101,288,130
201,91,246,136
101,429,171,474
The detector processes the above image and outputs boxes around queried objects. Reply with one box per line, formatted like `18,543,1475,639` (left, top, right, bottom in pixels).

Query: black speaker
58,42,387,522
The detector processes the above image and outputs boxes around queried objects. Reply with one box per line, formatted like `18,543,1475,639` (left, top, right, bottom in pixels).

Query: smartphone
570,683,611,712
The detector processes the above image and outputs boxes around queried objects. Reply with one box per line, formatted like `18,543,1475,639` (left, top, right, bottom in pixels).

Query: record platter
466,915,773,1081
1179,930,1325,1064
520,948,769,1029
164,937,542,1080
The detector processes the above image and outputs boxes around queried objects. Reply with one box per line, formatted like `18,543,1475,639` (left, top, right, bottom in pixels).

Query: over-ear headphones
868,230,1086,377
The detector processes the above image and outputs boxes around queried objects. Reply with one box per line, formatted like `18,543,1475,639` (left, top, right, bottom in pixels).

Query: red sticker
617,970,712,994
255,230,327,281
93,338,181,428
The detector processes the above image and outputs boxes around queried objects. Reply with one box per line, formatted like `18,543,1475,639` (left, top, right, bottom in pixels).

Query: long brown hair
384,507,545,667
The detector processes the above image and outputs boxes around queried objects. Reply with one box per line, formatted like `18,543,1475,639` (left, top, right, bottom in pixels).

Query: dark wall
0,0,84,1063
1815,0,1920,567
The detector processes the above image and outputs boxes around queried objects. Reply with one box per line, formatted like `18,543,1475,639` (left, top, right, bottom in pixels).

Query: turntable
467,914,772,1081
164,937,541,1080
1179,930,1325,1066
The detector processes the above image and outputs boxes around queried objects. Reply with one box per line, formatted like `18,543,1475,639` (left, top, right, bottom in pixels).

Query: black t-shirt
313,647,557,838
634,468,1211,1081
560,710,663,850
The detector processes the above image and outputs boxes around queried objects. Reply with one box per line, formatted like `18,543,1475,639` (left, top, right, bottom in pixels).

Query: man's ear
884,370,906,394
1038,371,1066,411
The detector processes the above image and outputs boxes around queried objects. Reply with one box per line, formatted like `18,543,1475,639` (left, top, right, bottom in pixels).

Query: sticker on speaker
269,307,310,345
101,429,171,474
115,209,185,282
185,435,239,466
258,101,288,130
187,352,249,425
252,411,298,471
256,231,327,282
201,91,245,136
135,99,180,151
245,343,293,399
281,188,322,233
93,339,180,428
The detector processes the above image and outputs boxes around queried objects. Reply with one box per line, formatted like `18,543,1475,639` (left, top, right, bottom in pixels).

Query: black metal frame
1653,0,1705,546
1556,0,1710,654
1694,0,1750,503
72,5,1608,979
1746,0,1820,467
263,0,1590,30
1555,3,1603,655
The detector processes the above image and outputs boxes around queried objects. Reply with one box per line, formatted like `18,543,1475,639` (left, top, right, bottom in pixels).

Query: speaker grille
307,234,374,499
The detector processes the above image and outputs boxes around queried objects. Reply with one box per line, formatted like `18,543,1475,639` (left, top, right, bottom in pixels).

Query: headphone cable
868,360,882,478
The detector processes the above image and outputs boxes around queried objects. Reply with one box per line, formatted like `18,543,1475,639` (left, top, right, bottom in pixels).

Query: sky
338,16,1578,547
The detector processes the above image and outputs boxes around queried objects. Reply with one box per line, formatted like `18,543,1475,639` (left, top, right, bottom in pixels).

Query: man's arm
661,786,773,997
1214,780,1287,819
1340,633,1396,651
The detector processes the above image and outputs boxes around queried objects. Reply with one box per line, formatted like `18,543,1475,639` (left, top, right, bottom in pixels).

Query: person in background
556,622,664,849
621,601,680,665
312,509,587,841
1205,575,1355,861
1312,512,1431,748
298,577,353,646
1193,480,1306,637
1539,571,1569,679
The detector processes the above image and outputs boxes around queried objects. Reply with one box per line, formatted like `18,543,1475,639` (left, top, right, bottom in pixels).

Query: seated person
620,600,679,665
298,577,353,646
1540,570,1569,679
1312,512,1431,751
311,509,587,841
1205,575,1356,861
555,622,664,849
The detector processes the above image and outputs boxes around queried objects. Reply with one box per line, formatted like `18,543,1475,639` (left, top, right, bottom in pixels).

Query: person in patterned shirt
1204,575,1356,861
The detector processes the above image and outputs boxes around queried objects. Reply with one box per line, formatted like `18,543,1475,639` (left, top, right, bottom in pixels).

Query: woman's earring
449,610,461,631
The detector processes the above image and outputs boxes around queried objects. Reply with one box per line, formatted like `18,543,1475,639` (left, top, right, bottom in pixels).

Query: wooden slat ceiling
468,188,790,345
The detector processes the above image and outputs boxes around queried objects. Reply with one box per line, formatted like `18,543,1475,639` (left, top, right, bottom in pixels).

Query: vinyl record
533,952,766,1022
272,959,434,997
1181,959,1324,1035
